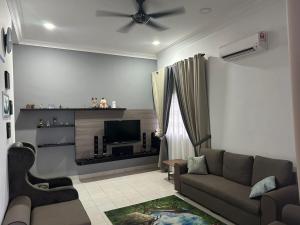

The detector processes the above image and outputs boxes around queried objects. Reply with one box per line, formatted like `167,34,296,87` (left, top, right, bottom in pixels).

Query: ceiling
9,0,257,59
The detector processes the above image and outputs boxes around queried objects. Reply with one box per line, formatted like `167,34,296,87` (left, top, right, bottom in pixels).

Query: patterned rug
105,195,225,225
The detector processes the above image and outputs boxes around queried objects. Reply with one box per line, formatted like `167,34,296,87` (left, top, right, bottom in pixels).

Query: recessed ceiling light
43,22,56,30
200,8,212,14
152,40,160,46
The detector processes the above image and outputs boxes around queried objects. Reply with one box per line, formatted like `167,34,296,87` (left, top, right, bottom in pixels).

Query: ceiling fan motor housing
133,13,150,24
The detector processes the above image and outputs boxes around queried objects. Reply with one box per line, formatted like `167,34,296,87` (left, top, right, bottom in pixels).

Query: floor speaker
103,136,107,153
94,136,98,156
142,132,146,149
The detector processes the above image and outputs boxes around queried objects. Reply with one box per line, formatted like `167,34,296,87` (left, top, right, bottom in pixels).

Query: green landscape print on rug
105,195,225,225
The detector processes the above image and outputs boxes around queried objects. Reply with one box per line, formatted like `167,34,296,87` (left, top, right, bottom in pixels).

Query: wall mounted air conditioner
219,32,268,61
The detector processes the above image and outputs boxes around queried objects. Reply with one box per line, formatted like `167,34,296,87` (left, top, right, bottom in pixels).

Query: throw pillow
187,155,208,175
249,176,276,199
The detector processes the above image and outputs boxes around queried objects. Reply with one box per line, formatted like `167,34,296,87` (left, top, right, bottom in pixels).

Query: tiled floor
71,170,233,225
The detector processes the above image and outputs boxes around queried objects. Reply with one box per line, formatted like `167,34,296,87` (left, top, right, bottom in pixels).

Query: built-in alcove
19,108,159,166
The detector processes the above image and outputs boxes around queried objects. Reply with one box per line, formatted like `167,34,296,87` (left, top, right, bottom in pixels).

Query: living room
1,0,300,225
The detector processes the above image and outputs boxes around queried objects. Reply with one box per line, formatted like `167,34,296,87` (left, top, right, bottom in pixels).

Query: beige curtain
173,54,211,155
152,67,173,170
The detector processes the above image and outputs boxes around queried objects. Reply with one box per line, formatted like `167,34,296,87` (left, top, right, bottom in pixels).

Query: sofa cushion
2,196,31,225
252,156,293,188
223,152,254,186
199,148,225,176
249,176,276,198
180,174,260,215
31,200,90,225
187,156,208,175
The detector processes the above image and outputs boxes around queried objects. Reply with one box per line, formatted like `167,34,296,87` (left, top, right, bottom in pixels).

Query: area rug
105,195,225,225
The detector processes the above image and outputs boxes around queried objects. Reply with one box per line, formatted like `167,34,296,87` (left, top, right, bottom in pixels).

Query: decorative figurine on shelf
46,120,51,127
111,101,117,108
38,119,44,128
99,98,108,109
91,97,98,108
26,104,35,109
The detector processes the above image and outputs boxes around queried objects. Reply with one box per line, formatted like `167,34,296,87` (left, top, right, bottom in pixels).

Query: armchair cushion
31,200,91,225
2,196,31,225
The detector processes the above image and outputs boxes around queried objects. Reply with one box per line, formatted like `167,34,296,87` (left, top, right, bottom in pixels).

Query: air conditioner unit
219,32,268,61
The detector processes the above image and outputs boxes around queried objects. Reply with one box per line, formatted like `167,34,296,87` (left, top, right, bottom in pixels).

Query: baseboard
75,163,158,182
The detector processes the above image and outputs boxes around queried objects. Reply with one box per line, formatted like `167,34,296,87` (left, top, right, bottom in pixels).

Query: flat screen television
104,120,141,143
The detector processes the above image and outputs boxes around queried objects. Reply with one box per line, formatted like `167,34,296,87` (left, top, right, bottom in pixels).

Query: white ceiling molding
19,39,157,60
6,0,24,43
157,0,267,57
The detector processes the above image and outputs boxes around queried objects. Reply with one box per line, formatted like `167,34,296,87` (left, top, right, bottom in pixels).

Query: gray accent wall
13,44,157,177
14,44,156,110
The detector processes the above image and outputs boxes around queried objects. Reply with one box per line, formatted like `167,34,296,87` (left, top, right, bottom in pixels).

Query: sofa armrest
261,185,299,225
29,185,79,207
281,204,300,225
2,196,31,225
174,162,188,192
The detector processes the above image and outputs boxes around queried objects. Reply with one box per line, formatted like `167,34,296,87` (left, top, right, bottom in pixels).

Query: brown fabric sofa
174,148,299,225
2,196,90,225
269,204,300,225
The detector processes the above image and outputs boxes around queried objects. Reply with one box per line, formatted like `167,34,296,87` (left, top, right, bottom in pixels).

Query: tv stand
76,148,159,166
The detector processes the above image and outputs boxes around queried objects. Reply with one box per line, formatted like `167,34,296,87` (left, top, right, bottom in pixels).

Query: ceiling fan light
152,40,160,46
200,8,212,14
43,22,56,30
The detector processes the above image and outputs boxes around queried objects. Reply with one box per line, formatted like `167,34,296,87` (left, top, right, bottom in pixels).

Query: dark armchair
269,204,300,225
8,142,78,207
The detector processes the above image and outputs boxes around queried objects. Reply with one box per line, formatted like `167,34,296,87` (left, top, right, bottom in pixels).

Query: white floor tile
73,170,233,225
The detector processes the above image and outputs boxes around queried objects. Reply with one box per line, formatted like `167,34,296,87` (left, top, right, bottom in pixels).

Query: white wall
158,0,296,162
0,0,15,221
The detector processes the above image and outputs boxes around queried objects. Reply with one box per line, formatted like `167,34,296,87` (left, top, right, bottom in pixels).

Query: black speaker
94,136,98,156
112,145,133,157
142,132,146,149
103,136,107,153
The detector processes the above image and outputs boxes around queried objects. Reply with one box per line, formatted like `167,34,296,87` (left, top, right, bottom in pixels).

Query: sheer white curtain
166,90,195,160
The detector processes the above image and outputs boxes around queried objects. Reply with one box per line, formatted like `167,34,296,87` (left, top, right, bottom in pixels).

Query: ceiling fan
96,0,185,33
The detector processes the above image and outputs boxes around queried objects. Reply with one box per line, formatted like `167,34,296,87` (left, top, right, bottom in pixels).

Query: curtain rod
155,53,206,74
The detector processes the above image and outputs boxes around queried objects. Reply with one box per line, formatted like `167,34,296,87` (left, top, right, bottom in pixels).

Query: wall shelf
37,143,75,148
20,108,126,112
37,124,75,129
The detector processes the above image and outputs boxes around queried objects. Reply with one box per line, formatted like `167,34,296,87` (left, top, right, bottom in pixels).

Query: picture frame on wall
0,28,5,63
2,92,10,118
4,71,10,89
6,122,11,139
9,100,13,115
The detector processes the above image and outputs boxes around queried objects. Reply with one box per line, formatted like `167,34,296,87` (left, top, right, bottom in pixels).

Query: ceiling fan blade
146,20,168,31
96,10,132,18
148,7,185,19
117,20,136,33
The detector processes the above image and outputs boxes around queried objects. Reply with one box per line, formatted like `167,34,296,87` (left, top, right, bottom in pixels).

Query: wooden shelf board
37,125,75,129
21,108,126,111
37,143,75,148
